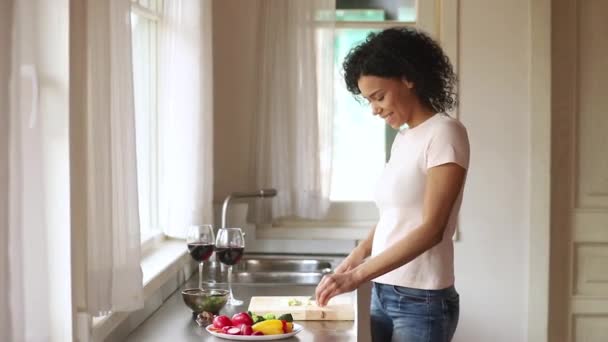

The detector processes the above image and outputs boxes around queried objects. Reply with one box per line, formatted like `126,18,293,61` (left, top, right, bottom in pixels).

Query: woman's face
357,75,418,129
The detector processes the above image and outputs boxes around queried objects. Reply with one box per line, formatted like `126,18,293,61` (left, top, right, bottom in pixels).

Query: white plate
206,323,303,340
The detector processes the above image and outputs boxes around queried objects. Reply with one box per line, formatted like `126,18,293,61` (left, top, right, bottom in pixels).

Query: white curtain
158,0,214,238
0,1,12,337
3,0,72,340
85,0,144,314
251,0,335,220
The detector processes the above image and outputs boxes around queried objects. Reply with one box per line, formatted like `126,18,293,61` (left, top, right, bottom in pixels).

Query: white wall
212,0,260,203
212,0,532,340
455,0,530,341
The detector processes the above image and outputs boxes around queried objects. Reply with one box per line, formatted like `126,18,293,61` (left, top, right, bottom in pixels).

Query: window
329,1,416,203
301,0,457,225
130,0,162,242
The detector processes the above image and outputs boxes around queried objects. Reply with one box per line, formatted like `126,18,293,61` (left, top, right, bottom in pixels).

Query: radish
213,315,233,329
239,324,253,335
226,327,241,335
252,331,264,336
232,312,254,326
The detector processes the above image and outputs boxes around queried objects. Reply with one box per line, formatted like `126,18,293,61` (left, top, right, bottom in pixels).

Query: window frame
130,0,163,244
274,0,459,229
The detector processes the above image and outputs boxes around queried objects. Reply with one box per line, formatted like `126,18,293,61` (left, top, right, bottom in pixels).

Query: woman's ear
401,78,414,89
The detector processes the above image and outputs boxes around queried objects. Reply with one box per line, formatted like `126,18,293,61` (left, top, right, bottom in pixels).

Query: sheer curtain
3,0,72,340
250,0,335,220
158,0,214,237
84,0,144,314
1,1,14,338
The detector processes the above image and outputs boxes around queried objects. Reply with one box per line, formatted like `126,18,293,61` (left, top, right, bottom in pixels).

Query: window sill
140,231,164,252
141,237,190,293
92,237,192,341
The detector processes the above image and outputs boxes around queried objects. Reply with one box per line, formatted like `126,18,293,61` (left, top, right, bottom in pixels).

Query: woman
315,27,469,342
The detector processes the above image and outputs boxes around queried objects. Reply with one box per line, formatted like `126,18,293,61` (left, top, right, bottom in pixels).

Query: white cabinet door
552,0,608,341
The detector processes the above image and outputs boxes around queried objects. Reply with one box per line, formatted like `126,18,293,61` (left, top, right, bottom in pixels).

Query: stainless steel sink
231,271,326,284
201,257,333,285
234,258,333,273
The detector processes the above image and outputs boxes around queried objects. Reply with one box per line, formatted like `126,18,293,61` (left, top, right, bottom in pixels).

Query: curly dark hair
343,27,457,113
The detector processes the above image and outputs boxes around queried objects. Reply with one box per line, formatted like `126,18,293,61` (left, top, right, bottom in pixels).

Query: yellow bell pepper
252,320,283,335
251,320,294,335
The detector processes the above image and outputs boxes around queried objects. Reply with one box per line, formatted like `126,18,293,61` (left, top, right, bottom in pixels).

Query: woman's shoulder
430,113,468,137
424,114,470,169
434,113,465,127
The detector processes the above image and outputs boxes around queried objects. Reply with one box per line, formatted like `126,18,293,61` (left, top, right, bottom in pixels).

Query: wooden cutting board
247,294,354,321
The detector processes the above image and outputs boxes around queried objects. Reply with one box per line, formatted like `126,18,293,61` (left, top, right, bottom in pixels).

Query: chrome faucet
221,188,278,228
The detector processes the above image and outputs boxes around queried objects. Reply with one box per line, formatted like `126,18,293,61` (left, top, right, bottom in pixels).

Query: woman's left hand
315,271,361,307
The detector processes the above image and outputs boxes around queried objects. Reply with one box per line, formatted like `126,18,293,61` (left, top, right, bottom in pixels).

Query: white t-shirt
371,113,470,290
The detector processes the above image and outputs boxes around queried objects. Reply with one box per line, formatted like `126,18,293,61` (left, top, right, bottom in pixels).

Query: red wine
187,243,214,262
215,247,244,265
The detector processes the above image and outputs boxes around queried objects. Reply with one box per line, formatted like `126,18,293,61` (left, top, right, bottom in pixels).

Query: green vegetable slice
277,313,294,322
288,298,302,306
262,313,276,320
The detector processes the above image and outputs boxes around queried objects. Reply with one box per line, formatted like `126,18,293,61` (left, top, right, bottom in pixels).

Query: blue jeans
370,282,459,342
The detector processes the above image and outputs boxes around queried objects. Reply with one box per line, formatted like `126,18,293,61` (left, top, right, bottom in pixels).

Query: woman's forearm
354,225,376,258
352,223,442,283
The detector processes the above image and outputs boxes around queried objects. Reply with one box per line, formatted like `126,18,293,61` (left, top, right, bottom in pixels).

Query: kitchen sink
231,271,326,284
234,258,333,273
200,257,334,285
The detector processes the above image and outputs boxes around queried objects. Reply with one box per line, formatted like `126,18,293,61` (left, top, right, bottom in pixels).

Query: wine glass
186,224,215,289
215,227,245,306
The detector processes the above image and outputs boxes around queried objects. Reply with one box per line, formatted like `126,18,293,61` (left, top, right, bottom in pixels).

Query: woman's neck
407,106,436,129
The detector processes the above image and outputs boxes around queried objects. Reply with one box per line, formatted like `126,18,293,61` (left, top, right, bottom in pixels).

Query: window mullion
150,17,160,231
333,20,415,29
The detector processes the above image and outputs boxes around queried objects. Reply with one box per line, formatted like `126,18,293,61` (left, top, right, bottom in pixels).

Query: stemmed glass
215,227,245,306
186,224,215,289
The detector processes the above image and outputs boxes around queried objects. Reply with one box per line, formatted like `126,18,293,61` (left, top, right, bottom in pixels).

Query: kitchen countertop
125,278,358,342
